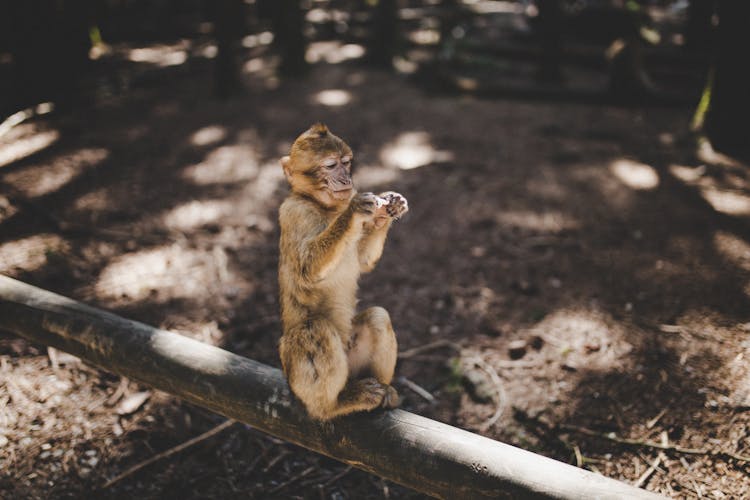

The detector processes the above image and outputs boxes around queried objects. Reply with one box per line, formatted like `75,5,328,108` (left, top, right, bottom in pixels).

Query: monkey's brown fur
278,124,408,420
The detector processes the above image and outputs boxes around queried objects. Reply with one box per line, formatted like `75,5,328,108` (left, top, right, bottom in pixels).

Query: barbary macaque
278,123,408,420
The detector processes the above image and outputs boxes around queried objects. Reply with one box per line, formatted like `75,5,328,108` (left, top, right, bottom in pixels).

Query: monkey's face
283,124,355,209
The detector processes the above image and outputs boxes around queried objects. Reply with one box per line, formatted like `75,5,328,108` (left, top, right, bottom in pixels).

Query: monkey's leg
348,306,399,408
281,323,390,420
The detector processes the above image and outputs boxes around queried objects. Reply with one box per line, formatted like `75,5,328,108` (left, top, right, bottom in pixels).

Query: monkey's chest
320,247,360,304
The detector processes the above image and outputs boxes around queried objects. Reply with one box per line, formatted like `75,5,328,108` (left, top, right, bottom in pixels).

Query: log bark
0,275,664,500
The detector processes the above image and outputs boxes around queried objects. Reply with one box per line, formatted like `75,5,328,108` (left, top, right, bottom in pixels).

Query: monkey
277,123,408,420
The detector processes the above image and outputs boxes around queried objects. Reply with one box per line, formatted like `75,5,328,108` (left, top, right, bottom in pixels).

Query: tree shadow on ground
2,49,750,497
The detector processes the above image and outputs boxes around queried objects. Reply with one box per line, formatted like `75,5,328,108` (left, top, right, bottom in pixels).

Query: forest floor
1,38,750,499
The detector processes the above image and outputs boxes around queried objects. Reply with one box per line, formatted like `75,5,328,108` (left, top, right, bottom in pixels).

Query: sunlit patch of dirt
0,234,69,274
2,148,109,197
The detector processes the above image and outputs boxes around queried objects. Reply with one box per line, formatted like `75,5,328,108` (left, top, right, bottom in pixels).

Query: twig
263,449,290,473
396,376,435,403
398,339,460,359
268,465,315,494
467,355,507,432
106,377,130,406
634,453,664,489
690,478,703,499
646,408,667,430
573,445,583,468
102,419,235,488
560,425,750,463
322,465,353,487
0,102,54,138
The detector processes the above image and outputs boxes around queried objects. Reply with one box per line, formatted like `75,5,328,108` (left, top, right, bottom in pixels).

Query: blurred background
1,1,749,498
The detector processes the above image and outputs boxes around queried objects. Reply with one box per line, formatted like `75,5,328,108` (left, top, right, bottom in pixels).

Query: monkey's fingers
352,192,379,215
380,192,408,220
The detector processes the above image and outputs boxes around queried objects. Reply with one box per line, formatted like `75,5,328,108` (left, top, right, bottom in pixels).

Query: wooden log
0,275,664,499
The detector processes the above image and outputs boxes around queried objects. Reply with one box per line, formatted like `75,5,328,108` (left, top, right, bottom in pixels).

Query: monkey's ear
281,156,292,183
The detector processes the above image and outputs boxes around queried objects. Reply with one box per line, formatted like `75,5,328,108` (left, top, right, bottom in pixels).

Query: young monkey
278,123,408,420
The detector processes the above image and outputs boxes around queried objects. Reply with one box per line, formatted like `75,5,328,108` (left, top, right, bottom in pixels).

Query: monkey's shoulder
281,195,325,219
280,196,332,235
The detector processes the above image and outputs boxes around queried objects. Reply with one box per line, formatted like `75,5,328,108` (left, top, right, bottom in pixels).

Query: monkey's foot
342,377,388,411
382,385,401,409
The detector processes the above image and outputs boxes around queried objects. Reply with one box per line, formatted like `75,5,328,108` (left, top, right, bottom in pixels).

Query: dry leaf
116,391,151,415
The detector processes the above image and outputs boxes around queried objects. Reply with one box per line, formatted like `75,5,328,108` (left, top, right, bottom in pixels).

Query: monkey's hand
349,192,379,222
378,192,409,220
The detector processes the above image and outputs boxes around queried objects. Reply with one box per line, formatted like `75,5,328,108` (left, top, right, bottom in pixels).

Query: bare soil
1,40,749,499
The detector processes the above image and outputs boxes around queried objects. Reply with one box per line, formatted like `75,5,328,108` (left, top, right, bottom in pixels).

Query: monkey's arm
283,194,375,283
358,222,391,273
358,192,408,273
302,209,360,281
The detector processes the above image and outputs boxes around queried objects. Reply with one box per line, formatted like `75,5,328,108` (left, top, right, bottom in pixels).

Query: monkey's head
282,123,354,209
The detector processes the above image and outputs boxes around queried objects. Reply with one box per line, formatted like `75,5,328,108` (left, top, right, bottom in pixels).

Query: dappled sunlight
190,125,227,147
244,160,285,200
305,42,365,64
494,210,579,232
380,131,453,170
73,188,112,215
0,195,18,224
313,89,352,107
149,328,235,373
241,31,274,49
525,309,631,371
95,244,231,304
0,234,68,274
571,163,634,211
407,29,440,45
127,44,188,67
668,164,706,183
713,231,750,271
162,199,233,232
0,130,59,168
2,148,108,197
196,43,217,59
489,307,635,421
465,0,526,14
609,159,660,190
243,57,266,74
354,164,399,189
700,187,750,216
182,144,259,185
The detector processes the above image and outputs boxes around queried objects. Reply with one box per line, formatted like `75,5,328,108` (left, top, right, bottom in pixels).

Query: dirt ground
1,38,750,499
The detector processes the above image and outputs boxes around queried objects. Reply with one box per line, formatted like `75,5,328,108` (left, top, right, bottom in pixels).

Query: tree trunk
270,0,308,77
704,1,750,161
212,0,245,98
686,0,715,52
536,0,564,82
5,0,92,111
368,0,399,68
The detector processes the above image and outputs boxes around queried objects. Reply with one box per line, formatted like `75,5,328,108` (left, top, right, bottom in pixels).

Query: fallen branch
103,419,236,488
0,276,665,499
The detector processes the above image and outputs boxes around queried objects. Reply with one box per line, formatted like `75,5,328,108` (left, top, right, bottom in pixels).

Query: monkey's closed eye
322,159,337,169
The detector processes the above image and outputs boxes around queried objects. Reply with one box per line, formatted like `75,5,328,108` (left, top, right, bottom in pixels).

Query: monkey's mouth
331,188,352,200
